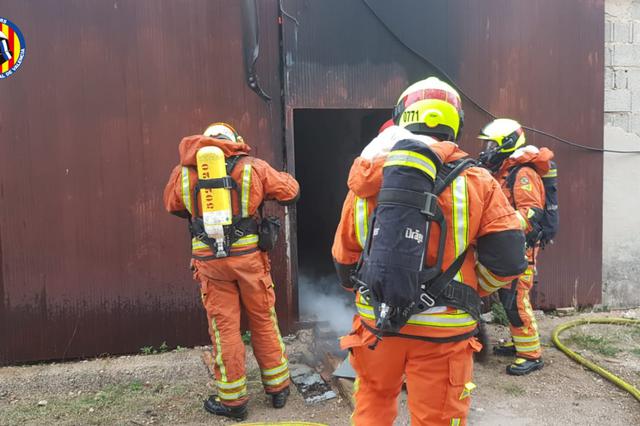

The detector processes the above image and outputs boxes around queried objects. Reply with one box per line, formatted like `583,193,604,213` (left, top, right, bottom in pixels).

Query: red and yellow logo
0,17,26,79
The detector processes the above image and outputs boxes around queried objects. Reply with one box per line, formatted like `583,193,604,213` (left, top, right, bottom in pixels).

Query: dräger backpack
506,160,559,247
352,138,481,338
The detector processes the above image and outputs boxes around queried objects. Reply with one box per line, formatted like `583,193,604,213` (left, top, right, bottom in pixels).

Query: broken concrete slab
332,356,355,380
289,363,314,380
289,362,337,404
556,307,576,316
480,312,494,323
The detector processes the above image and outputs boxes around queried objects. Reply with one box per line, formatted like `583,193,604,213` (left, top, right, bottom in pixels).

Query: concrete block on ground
290,363,337,404
605,88,632,111
480,312,494,323
556,307,576,316
289,363,314,380
622,309,640,319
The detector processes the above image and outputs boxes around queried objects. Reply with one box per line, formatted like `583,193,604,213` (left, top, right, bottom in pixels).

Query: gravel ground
1,309,639,426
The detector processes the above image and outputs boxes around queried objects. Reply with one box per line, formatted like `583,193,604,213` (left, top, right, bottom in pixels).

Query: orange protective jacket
164,135,299,256
333,141,527,342
494,146,554,235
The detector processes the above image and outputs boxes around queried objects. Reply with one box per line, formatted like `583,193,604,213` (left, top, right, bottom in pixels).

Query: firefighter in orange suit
163,123,299,420
478,118,554,375
332,78,527,426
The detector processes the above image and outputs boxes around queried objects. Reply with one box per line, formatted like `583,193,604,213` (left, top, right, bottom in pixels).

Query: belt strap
377,188,441,219
196,176,237,190
432,282,482,322
362,320,479,344
191,246,259,261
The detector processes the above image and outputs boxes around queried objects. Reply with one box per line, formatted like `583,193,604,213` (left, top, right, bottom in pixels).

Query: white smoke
298,274,356,335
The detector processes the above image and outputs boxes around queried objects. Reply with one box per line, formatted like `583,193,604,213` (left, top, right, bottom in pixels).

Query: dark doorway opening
294,108,390,331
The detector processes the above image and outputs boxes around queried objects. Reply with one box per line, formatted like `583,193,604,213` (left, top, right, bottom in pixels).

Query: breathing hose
551,317,640,402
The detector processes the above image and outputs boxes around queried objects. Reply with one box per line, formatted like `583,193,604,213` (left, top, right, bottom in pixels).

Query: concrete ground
1,309,639,425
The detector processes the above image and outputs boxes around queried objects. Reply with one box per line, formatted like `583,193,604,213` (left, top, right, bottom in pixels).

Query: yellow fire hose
551,317,640,402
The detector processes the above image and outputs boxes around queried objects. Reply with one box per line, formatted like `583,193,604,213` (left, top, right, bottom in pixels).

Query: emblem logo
0,17,26,79
405,227,424,244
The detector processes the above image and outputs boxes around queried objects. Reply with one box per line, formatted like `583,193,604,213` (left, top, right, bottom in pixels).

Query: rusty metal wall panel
283,0,604,309
448,0,605,309
281,0,444,109
0,0,289,365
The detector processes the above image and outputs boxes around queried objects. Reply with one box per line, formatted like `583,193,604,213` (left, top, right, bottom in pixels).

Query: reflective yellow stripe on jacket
384,150,437,180
355,294,476,328
232,234,259,248
241,164,252,218
181,167,193,215
451,175,469,282
182,167,209,252
354,197,369,249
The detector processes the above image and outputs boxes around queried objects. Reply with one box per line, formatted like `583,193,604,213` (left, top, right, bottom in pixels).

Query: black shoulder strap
226,155,243,174
505,164,528,190
226,155,246,215
421,248,467,304
417,158,478,314
434,158,477,195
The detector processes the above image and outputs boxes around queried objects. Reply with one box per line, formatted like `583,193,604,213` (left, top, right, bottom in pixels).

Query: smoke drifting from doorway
298,274,355,336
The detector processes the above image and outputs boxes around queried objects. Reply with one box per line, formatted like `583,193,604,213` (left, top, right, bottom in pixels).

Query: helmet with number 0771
392,77,464,141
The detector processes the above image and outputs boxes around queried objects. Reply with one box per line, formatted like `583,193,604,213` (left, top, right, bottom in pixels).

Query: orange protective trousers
350,336,478,426
194,251,289,406
498,256,542,359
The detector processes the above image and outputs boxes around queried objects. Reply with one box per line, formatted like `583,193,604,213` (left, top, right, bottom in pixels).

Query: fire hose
551,317,640,402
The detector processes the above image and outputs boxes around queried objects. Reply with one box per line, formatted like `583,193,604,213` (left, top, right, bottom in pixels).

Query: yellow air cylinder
196,147,232,256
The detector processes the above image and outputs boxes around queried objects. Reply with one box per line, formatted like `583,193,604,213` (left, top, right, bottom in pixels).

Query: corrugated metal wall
0,0,289,365
448,0,604,309
282,0,604,309
1,0,604,364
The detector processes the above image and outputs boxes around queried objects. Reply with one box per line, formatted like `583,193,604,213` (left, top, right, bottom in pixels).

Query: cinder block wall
604,0,640,307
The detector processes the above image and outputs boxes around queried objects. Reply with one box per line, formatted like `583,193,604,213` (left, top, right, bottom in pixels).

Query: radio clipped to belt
257,204,281,252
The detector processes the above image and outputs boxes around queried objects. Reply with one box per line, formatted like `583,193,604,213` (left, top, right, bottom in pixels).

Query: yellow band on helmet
478,118,526,153
398,99,461,139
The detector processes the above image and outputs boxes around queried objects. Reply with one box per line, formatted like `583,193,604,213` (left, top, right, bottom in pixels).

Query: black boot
270,387,290,409
506,357,544,376
203,396,248,421
493,341,517,357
